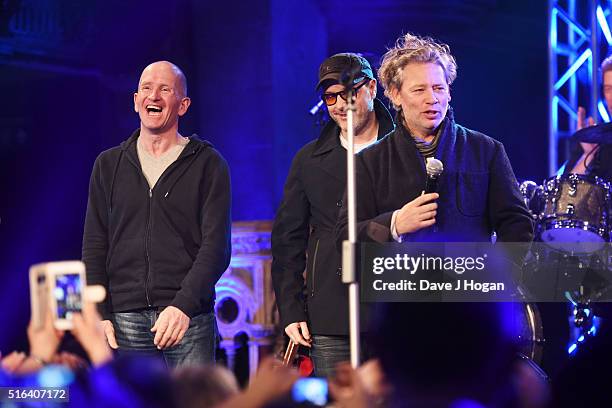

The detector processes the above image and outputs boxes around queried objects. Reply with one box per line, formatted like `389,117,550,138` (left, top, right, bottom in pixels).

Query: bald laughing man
82,61,231,367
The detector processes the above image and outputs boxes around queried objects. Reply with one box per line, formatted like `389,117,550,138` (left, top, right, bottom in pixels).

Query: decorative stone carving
216,221,277,379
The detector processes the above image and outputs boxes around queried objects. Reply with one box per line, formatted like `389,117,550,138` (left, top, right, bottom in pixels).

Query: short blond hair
602,55,612,76
378,33,457,109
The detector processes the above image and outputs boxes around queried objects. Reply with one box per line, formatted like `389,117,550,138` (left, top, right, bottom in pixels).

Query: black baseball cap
316,53,375,90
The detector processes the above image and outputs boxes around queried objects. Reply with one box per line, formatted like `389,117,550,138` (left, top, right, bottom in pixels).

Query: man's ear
369,79,377,99
134,93,139,113
178,97,191,116
389,87,401,108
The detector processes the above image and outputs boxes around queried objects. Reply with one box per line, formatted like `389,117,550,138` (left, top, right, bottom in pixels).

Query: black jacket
336,110,534,244
82,130,232,320
271,100,394,335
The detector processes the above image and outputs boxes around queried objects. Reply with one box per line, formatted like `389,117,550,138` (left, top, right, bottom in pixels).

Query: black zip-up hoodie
82,129,232,320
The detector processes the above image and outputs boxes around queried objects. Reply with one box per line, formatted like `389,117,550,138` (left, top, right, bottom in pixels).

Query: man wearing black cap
271,53,394,377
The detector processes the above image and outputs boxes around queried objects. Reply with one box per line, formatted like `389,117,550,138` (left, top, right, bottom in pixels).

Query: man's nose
335,97,348,111
425,89,439,104
147,89,161,100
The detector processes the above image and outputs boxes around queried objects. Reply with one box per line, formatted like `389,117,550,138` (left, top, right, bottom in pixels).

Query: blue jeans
310,335,351,378
112,309,218,368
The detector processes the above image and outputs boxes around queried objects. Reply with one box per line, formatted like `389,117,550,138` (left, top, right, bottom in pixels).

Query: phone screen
53,273,82,320
292,377,328,406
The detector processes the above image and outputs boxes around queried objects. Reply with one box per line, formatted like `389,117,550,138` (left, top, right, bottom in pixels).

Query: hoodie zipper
144,188,153,307
310,239,320,297
140,146,198,308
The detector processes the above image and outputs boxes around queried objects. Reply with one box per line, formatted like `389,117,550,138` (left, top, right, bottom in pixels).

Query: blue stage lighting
555,49,591,91
598,101,610,122
597,6,612,46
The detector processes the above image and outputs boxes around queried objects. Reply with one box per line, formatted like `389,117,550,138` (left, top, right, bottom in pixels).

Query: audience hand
330,360,390,408
0,351,27,373
219,357,299,408
27,309,63,366
51,351,88,371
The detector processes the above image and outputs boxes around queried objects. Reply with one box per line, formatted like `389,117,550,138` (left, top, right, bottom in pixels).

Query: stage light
598,101,610,122
555,49,591,91
597,6,612,46
556,162,566,176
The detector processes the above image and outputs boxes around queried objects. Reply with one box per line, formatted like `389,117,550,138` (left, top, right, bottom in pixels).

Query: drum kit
516,123,612,366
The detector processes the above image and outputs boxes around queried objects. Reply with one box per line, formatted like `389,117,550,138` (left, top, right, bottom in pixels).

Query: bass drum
504,302,545,364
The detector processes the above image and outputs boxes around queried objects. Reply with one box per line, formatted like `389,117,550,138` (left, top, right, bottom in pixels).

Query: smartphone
29,263,50,331
29,261,86,330
292,377,328,406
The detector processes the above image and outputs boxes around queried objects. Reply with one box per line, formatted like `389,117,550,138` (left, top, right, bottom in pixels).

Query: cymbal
572,122,612,143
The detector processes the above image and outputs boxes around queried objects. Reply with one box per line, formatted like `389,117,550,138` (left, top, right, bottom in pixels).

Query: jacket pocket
151,234,193,291
106,238,146,293
310,239,320,297
456,171,489,217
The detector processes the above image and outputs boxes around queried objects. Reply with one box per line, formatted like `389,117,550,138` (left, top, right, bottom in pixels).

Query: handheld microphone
424,158,444,194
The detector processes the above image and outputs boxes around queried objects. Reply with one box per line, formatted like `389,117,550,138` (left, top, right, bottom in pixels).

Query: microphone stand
341,73,360,368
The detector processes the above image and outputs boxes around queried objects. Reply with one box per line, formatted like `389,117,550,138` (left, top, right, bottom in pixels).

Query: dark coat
335,110,534,244
82,130,232,320
271,100,394,335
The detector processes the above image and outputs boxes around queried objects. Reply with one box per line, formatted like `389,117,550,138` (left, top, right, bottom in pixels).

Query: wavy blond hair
378,33,457,110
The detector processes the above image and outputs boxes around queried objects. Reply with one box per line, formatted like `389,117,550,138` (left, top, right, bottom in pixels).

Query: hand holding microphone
395,158,443,235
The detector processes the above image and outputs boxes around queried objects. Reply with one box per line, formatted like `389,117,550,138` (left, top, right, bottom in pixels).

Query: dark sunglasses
321,79,370,106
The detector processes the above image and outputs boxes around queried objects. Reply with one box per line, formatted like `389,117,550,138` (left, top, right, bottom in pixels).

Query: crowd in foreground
3,299,612,407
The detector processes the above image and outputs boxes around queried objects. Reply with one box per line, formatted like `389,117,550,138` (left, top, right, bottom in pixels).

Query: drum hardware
568,174,578,196
519,180,544,220
573,302,592,329
565,295,601,356
523,251,592,302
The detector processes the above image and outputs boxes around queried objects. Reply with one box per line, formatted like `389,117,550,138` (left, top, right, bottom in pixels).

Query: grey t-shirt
136,136,189,188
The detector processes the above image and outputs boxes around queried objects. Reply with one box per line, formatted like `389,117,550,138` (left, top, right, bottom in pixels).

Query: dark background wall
0,0,548,351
